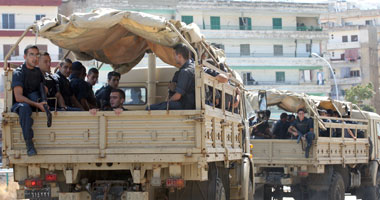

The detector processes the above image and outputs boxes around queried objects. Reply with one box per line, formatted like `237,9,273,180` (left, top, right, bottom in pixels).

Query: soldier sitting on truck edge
11,45,48,156
95,71,120,110
70,61,96,111
39,52,67,110
272,113,291,139
53,59,83,111
147,43,195,110
90,88,127,115
288,108,315,158
86,68,99,108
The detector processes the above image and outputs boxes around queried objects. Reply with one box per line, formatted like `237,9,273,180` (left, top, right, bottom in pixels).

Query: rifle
40,83,52,127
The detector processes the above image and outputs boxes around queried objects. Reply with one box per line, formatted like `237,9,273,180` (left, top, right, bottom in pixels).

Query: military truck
249,89,380,200
1,9,254,200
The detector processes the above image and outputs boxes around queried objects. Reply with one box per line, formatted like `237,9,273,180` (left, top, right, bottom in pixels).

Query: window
340,53,345,60
351,35,358,42
121,87,147,105
240,44,250,56
2,13,15,29
181,16,193,25
243,72,255,85
3,44,19,59
350,70,360,77
210,16,220,30
36,45,48,53
211,43,224,50
276,72,285,82
35,14,46,21
272,18,282,30
306,44,311,53
273,45,283,56
342,36,348,42
366,20,372,25
331,34,334,39
239,17,252,30
332,52,335,57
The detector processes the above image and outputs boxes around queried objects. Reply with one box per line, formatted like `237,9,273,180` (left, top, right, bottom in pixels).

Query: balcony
202,28,328,40
327,42,360,50
245,83,331,94
335,76,362,85
201,25,322,31
226,57,325,69
226,53,311,58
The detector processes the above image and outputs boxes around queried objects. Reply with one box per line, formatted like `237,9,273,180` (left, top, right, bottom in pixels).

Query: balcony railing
226,53,312,58
245,81,302,85
201,25,323,31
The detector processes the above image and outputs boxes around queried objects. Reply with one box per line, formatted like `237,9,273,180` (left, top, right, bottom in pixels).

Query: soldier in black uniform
95,71,120,110
11,45,46,156
147,44,195,110
53,59,83,110
288,109,315,158
38,52,66,110
70,61,95,111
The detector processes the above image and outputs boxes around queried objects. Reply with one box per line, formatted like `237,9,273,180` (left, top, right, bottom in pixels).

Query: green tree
344,83,376,112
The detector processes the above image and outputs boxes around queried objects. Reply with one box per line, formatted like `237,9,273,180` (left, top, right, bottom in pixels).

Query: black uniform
148,60,195,110
95,85,112,109
11,64,45,141
43,72,59,108
272,120,291,139
53,71,73,107
70,74,92,106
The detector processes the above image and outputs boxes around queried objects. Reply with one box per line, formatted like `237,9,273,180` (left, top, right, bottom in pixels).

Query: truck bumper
255,176,295,185
122,191,149,200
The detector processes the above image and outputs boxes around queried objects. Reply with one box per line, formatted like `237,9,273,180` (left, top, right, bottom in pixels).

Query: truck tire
215,177,226,200
248,178,254,200
328,172,345,200
356,171,380,200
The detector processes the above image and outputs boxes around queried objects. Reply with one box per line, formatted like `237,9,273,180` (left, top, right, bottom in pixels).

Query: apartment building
0,0,61,67
0,0,62,97
320,9,380,110
60,0,331,95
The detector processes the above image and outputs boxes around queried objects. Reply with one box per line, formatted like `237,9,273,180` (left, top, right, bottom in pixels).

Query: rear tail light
166,178,185,188
25,179,43,188
45,174,57,182
298,171,309,177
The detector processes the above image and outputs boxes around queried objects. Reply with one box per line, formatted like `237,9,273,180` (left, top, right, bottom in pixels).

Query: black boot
25,139,37,156
305,145,310,158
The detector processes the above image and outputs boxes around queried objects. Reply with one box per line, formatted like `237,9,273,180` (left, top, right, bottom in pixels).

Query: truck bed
251,138,369,166
2,108,243,165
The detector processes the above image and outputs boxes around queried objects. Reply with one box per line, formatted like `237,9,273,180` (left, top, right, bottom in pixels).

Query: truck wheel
328,172,345,200
248,178,254,200
215,177,226,200
356,171,380,200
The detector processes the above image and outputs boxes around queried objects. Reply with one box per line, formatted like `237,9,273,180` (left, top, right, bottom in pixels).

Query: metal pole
312,53,339,100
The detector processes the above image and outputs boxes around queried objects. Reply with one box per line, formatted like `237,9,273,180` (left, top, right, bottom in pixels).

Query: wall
0,6,57,29
0,37,59,61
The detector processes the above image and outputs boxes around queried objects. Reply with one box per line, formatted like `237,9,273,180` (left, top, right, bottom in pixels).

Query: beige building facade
321,9,380,111
59,0,332,96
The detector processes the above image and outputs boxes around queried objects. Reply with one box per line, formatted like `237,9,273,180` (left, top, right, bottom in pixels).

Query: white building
61,0,331,95
320,9,380,110
0,0,62,97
